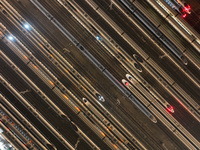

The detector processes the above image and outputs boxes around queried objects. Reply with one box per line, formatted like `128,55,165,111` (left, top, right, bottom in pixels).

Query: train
0,48,103,149
122,79,158,123
125,74,174,113
0,106,40,150
61,0,158,126
0,20,133,149
0,93,57,150
29,0,157,127
1,0,200,149
116,0,188,65
121,79,200,149
132,53,200,121
0,119,29,150
0,75,75,150
163,0,191,17
82,98,147,150
1,0,105,104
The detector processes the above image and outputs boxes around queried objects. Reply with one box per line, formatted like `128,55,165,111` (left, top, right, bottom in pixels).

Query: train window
79,46,84,50
83,98,87,103
133,63,142,72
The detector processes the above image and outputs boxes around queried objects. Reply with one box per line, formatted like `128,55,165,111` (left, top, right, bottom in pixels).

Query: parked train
0,93,57,150
132,53,200,120
0,75,75,150
163,0,191,17
119,0,188,65
125,74,174,113
82,98,146,150
0,19,130,149
28,0,159,129
121,79,200,149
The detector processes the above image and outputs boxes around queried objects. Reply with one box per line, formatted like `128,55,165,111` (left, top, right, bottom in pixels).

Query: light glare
24,23,30,30
7,35,14,41
96,35,101,41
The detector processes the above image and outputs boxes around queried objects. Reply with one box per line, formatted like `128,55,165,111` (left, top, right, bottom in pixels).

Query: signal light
183,7,189,12
182,14,187,18
182,5,191,14
167,105,174,113
23,23,31,30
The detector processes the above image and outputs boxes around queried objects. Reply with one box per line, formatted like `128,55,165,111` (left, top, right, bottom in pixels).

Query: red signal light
182,14,187,18
186,5,191,10
183,7,189,12
167,106,174,113
182,5,191,14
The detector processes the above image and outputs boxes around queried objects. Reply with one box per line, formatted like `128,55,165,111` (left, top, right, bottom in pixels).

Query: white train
0,75,75,150
53,88,121,150
126,74,174,113
132,54,200,121
0,48,102,149
82,98,147,150
122,79,158,118
0,120,29,150
122,79,200,149
0,103,48,150
0,25,122,149
0,93,57,150
56,0,157,127
1,0,106,105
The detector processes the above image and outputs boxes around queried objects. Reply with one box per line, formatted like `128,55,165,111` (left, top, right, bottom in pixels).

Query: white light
96,35,101,41
7,35,14,41
24,23,30,30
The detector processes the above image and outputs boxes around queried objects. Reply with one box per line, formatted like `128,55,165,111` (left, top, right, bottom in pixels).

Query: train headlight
23,23,31,30
7,35,14,41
